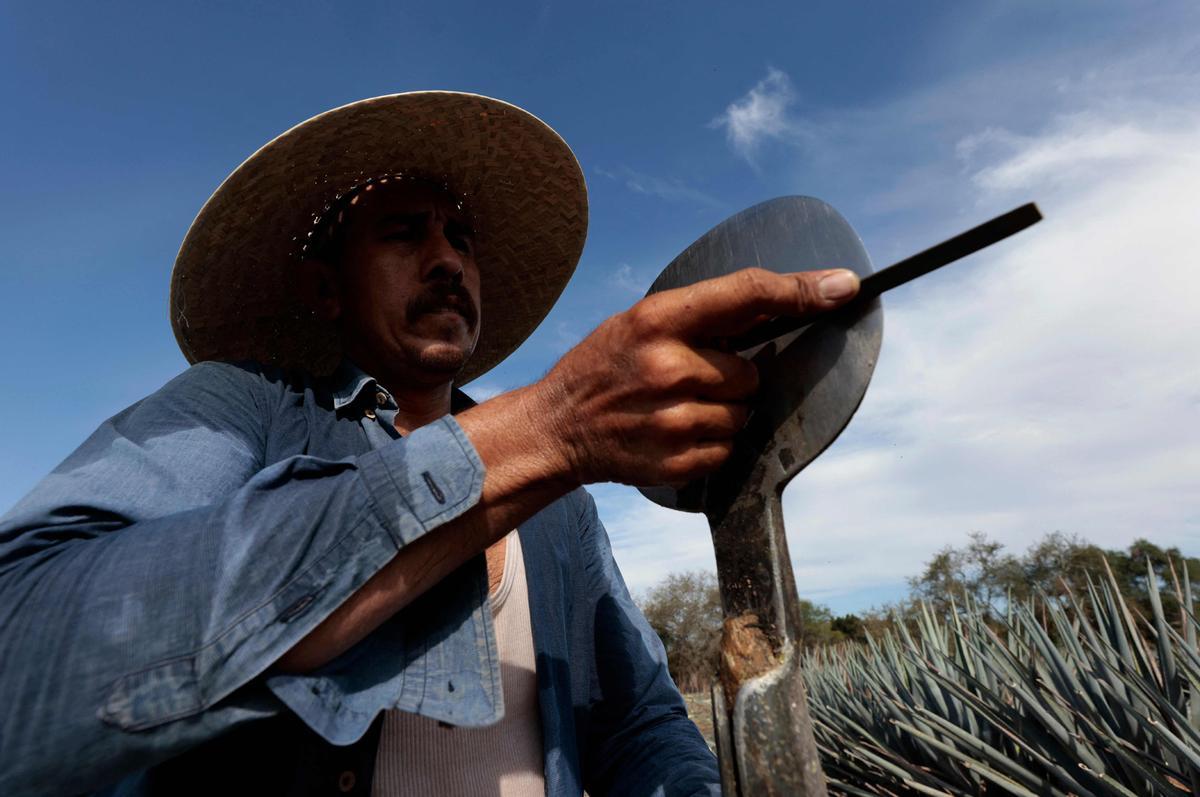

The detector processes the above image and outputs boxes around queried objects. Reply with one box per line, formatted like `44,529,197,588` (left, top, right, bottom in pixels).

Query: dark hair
299,174,472,268
301,189,360,267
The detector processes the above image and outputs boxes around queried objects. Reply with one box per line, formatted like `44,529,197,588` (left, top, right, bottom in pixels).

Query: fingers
653,400,749,440
638,267,860,341
659,441,735,483
537,265,856,487
639,344,759,401
640,399,750,483
690,348,760,399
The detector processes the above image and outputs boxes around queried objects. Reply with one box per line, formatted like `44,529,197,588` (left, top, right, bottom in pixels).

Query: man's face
332,180,481,386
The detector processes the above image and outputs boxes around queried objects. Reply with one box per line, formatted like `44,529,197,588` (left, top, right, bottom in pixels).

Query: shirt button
338,770,356,792
375,391,389,407
364,408,376,420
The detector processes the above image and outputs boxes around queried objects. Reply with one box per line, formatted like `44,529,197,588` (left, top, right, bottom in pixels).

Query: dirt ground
682,692,717,752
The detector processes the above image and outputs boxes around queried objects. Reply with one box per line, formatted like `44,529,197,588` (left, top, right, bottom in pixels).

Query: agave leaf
950,594,977,680
1166,556,1186,628
824,777,889,797
1097,576,1160,721
905,653,1088,791
1079,633,1155,755
1115,689,1200,773
1060,676,1191,795
1023,599,1106,721
1184,564,1197,652
1105,654,1200,751
804,562,1200,797
971,631,1082,747
893,778,956,796
911,705,1056,793
1156,618,1200,782
919,599,946,656
945,657,1123,792
1101,555,1160,687
1158,621,1200,680
1072,762,1157,797
931,628,1137,797
1076,716,1192,797
1065,579,1141,741
1094,572,1136,664
913,648,1105,796
1146,559,1183,713
824,707,958,791
1045,602,1125,735
891,718,1042,797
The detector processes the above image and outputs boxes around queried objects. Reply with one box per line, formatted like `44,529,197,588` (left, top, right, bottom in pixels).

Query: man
0,92,860,796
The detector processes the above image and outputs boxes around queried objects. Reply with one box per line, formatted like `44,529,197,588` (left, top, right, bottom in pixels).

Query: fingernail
819,270,859,301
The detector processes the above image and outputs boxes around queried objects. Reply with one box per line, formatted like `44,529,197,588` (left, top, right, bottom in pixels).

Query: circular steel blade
638,196,883,511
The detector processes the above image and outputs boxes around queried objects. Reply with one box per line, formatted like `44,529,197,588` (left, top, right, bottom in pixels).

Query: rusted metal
639,197,1041,795
642,196,882,796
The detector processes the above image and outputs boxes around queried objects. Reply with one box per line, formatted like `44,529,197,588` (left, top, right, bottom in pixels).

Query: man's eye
385,227,416,241
445,222,474,253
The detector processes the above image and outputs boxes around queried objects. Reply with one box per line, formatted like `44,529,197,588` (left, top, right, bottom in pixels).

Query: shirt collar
329,360,478,413
331,360,385,410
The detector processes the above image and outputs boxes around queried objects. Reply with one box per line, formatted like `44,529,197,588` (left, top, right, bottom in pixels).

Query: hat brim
170,91,588,384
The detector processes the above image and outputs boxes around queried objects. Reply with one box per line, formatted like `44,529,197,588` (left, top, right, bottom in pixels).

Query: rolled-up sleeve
0,362,485,795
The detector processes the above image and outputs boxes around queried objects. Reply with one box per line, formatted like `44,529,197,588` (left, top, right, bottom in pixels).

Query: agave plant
803,559,1200,796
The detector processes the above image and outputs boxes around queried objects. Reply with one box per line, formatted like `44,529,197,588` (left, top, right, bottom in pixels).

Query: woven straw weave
170,92,588,384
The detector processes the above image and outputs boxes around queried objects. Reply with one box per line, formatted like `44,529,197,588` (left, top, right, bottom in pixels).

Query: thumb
650,267,860,341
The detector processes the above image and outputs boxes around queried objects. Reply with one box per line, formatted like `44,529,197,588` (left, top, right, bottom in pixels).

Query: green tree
908,531,1023,618
831,613,866,643
797,598,835,648
638,570,722,693
907,531,1199,633
639,570,849,690
1021,532,1105,595
1107,538,1200,622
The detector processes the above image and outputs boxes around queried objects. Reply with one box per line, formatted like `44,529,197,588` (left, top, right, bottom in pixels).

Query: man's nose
421,232,465,284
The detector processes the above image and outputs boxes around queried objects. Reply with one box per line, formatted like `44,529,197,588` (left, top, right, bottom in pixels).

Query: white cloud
607,54,1200,613
710,67,810,164
961,117,1175,193
610,263,646,295
464,381,506,402
594,165,723,207
550,320,582,354
778,109,1200,608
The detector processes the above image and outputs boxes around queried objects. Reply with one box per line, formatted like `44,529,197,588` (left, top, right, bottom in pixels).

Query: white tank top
372,531,546,796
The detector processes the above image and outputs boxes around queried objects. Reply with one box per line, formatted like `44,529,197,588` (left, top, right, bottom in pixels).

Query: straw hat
170,91,588,384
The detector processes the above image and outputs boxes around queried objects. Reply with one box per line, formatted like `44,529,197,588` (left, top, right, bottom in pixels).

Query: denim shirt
0,361,719,796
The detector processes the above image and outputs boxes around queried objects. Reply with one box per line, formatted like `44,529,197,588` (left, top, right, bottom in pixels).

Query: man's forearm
275,384,574,672
0,383,493,794
277,268,863,673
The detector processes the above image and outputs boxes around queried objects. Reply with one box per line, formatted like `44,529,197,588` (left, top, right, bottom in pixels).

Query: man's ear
295,259,343,321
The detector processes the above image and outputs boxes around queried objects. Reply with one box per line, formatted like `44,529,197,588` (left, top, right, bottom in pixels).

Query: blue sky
2,1,1197,612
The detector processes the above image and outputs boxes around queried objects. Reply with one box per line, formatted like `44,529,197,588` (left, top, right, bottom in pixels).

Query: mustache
407,282,478,327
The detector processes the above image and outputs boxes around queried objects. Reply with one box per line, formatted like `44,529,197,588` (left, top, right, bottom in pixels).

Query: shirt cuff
266,416,492,744
357,415,486,548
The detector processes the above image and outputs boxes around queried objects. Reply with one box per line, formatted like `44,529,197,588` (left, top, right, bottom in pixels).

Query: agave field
803,561,1200,796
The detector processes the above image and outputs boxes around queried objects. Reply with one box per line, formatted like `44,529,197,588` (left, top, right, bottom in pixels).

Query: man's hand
528,267,861,487
278,267,859,673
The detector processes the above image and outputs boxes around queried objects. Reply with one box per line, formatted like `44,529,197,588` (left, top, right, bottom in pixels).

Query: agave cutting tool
638,198,1041,796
